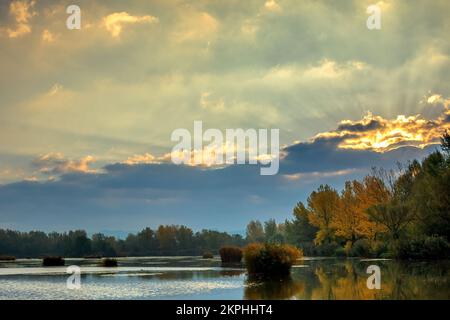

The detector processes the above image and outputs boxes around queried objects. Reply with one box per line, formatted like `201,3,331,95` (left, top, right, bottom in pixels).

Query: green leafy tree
440,130,450,155
367,203,414,240
264,219,278,243
285,202,318,254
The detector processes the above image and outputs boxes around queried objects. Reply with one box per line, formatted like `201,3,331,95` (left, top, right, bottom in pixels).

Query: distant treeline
1,133,450,259
0,227,245,258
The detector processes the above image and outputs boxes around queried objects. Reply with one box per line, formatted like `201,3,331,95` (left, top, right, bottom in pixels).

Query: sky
0,0,449,234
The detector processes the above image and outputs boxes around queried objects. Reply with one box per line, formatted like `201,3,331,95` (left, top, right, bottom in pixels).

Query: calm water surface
0,257,448,299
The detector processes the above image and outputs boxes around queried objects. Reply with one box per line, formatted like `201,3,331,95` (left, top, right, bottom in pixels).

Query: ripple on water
0,275,245,300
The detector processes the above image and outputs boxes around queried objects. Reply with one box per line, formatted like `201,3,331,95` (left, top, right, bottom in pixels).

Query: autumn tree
329,178,384,253
307,185,340,245
332,182,367,246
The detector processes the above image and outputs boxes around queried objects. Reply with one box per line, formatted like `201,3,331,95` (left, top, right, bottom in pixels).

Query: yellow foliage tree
332,176,390,249
307,185,340,245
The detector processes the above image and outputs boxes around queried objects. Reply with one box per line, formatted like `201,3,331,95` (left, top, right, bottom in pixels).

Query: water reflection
245,276,305,300
0,256,448,299
244,259,450,300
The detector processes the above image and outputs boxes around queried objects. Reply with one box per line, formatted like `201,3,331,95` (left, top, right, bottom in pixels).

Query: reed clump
244,243,302,276
219,246,243,263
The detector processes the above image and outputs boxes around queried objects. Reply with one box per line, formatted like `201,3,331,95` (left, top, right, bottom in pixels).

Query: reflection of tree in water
317,261,383,299
244,275,305,300
244,259,450,300
384,261,450,300
313,260,450,299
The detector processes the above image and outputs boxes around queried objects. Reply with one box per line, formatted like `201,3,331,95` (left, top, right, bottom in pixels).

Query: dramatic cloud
121,104,449,169
313,106,450,152
1,0,450,231
0,106,444,231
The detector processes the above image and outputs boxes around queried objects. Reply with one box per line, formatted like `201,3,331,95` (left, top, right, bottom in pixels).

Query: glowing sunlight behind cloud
313,103,450,152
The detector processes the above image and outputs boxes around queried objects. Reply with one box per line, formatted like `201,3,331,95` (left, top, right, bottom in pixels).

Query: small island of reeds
244,243,302,277
219,246,243,264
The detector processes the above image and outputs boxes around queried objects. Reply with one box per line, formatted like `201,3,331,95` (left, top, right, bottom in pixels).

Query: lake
0,257,449,299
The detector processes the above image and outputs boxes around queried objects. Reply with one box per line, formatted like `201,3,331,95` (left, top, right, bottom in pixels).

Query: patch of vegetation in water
244,243,302,277
219,246,243,264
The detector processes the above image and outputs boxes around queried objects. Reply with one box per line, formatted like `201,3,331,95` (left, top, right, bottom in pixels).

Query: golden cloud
123,143,281,169
4,0,36,38
124,148,231,168
313,98,450,152
103,12,158,38
33,153,98,175
124,153,171,165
